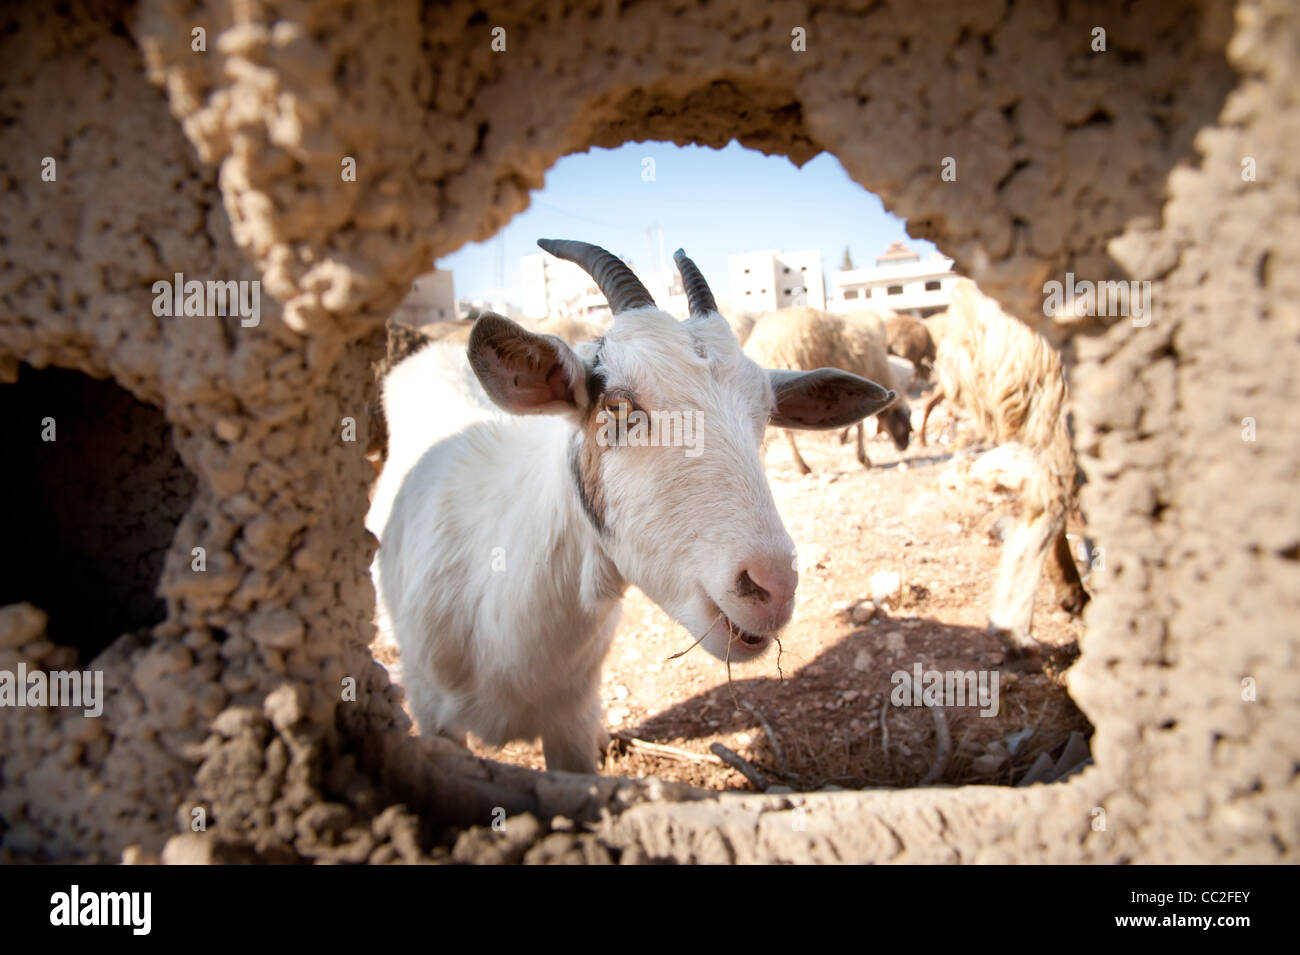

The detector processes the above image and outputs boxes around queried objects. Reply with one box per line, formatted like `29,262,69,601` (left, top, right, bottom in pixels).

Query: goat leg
919,389,944,447
1047,526,1090,616
786,429,812,475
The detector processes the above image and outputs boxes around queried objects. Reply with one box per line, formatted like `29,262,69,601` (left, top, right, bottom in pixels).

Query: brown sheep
884,313,936,378
745,307,908,474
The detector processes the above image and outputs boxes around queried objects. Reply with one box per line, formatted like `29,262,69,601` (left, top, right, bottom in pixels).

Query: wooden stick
918,700,951,786
613,733,721,765
742,701,789,776
894,672,951,786
710,742,770,791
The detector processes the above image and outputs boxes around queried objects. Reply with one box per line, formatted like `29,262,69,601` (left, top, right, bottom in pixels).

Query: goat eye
603,397,634,419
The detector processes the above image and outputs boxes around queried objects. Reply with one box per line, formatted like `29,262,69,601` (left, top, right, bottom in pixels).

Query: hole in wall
0,364,196,660
368,141,1094,793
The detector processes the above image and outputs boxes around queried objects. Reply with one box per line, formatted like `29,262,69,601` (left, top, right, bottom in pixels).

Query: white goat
369,241,896,773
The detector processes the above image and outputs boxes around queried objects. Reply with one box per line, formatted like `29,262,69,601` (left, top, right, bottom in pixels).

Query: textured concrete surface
0,0,1295,863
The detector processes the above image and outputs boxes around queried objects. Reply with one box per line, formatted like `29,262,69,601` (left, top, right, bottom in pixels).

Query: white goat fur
369,301,890,773
930,279,1085,644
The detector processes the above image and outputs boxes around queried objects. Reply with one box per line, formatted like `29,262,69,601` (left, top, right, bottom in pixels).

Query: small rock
161,833,215,865
851,600,877,624
1004,729,1034,757
211,706,264,737
263,684,305,731
736,732,752,746
121,845,160,865
841,689,860,703
883,630,906,653
19,639,55,662
853,649,873,672
0,603,47,648
869,571,902,606
612,685,629,700
246,608,306,651
215,417,244,443
971,753,1006,775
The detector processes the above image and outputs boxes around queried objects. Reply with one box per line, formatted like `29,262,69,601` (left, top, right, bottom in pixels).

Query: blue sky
438,140,938,305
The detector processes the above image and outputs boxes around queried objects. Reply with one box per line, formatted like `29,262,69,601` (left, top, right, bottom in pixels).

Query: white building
392,270,456,326
521,251,618,324
727,249,825,314
828,241,957,317
519,250,711,325
455,296,526,323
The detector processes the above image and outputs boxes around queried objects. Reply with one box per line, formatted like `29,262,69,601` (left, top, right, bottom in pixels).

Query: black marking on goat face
570,360,609,536
569,432,607,535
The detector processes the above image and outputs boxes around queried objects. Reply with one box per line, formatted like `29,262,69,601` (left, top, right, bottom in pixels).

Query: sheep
727,311,759,346
884,313,936,379
919,278,1088,650
744,307,911,474
533,314,607,345
368,240,896,773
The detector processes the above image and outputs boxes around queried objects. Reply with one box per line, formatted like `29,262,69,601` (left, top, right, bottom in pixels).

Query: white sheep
744,307,911,474
920,279,1088,650
368,241,896,773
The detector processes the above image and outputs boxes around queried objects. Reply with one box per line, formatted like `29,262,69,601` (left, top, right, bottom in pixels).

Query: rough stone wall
0,0,1294,863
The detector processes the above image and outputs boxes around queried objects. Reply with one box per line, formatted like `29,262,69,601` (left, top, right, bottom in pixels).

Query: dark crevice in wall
1,364,196,659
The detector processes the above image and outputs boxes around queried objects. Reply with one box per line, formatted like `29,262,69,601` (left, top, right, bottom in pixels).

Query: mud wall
0,0,1294,863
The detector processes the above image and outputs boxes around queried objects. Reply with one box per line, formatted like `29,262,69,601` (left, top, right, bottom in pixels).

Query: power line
529,198,647,234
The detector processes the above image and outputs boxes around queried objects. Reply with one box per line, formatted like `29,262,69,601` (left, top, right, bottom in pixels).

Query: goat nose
735,557,797,613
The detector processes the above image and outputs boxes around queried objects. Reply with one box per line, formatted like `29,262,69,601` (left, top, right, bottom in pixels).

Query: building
455,297,526,323
727,249,826,314
520,251,617,324
641,267,689,321
827,240,957,317
519,249,711,325
391,269,456,326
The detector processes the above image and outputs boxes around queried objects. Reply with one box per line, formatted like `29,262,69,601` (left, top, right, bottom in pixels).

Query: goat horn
672,248,718,318
536,239,656,315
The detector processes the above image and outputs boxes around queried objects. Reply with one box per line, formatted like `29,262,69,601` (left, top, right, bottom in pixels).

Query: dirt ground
372,385,1093,793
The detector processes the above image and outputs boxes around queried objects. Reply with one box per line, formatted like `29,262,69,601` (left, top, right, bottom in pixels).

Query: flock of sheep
365,240,1088,776
739,279,1088,643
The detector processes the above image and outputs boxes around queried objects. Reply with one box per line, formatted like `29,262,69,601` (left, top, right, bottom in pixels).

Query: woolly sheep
884,313,936,379
920,279,1088,648
745,307,911,474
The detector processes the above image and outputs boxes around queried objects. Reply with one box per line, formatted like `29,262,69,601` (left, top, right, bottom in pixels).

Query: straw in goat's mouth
666,612,786,707
665,611,723,662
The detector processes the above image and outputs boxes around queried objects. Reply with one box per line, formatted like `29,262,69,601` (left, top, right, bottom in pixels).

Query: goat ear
768,368,897,430
468,313,591,415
